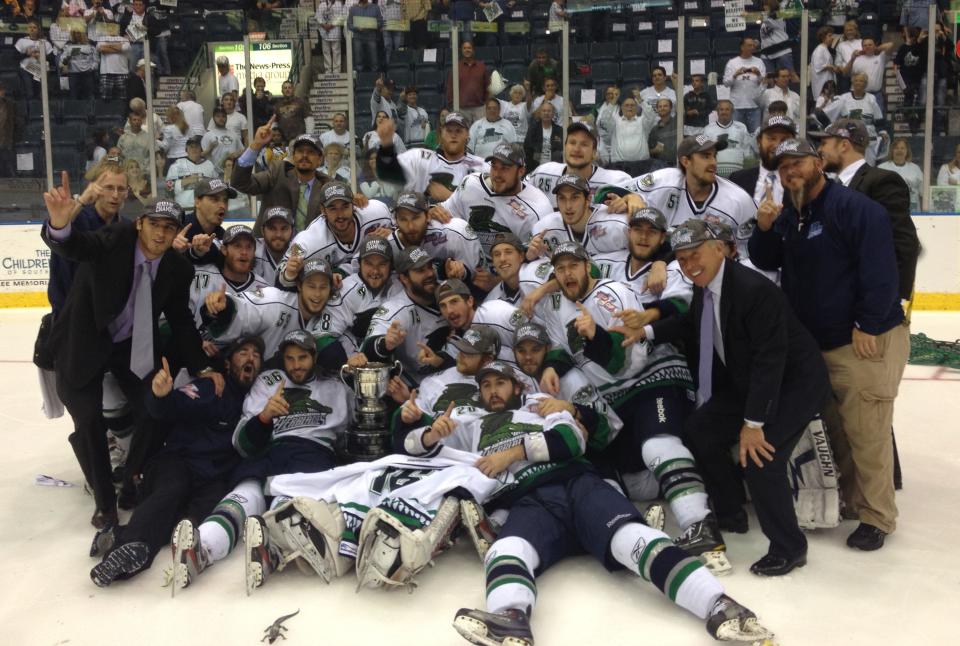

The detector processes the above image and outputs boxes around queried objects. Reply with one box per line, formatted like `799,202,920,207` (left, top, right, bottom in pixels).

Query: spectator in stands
404,0,431,50
648,98,677,167
379,0,404,66
894,27,924,134
159,105,190,173
319,142,351,183
166,135,218,210
273,79,309,141
900,0,930,29
526,48,560,97
319,112,351,148
371,76,400,127
117,109,152,177
494,84,526,143
177,89,206,138
639,67,676,113
85,128,110,172
815,79,839,112
202,106,244,172
84,0,115,40
423,108,450,151
704,99,754,178
683,74,713,137
148,2,171,75
216,56,239,99
118,0,148,75
49,8,72,54
936,143,960,186
62,0,88,17
209,93,248,148
221,156,249,214
547,0,567,37
879,138,923,211
446,41,490,123
125,97,162,138
349,0,381,72
824,72,887,165
362,111,406,153
723,37,766,133
15,18,54,101
317,0,347,74
359,146,398,204
445,0,477,43
532,77,564,126
592,85,620,163
833,20,862,92
810,25,839,101
0,81,15,178
61,28,97,100
759,0,793,71
97,27,130,102
400,87,430,145
125,57,152,104
846,36,894,112
609,96,658,176
469,97,517,158
523,100,562,170
256,123,288,170
919,22,955,136
242,77,275,132
760,68,800,122
823,0,856,28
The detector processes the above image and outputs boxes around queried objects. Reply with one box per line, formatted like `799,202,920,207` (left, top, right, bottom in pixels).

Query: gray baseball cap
224,334,266,359
140,198,182,222
264,206,294,225
291,133,323,153
278,329,316,355
222,224,255,245
476,360,519,384
359,235,393,261
485,142,526,167
513,322,550,347
450,325,501,355
677,134,728,158
320,181,353,207
760,114,799,136
552,173,590,195
567,121,598,143
491,231,525,254
670,219,720,251
551,240,590,264
299,258,333,281
709,220,735,244
808,118,869,148
443,112,470,129
771,138,820,169
395,246,433,273
394,191,427,214
435,278,471,304
195,177,238,199
629,207,667,231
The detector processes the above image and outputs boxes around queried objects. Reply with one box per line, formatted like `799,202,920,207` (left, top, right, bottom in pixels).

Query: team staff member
750,139,909,552
728,115,799,207
641,220,830,576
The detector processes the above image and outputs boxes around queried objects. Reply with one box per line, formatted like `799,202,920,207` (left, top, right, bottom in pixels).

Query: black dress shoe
750,552,807,576
717,510,749,534
846,523,887,551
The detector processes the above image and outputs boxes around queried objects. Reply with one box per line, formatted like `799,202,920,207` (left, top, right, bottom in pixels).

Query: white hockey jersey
413,365,538,418
441,172,553,263
189,265,270,329
394,147,488,196
206,287,323,359
590,252,693,307
443,300,529,368
619,168,758,258
364,290,450,381
308,273,405,355
254,238,285,286
530,204,629,257
381,218,484,275
517,257,554,295
526,162,631,208
234,368,353,455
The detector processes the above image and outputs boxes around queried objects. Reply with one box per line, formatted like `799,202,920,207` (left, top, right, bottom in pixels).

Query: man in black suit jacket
41,174,217,530
810,118,920,301
728,114,798,208
640,220,830,576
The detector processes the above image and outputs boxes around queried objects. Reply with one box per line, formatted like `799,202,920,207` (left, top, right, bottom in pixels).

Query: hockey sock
610,523,723,619
485,536,540,617
642,435,710,529
199,479,265,562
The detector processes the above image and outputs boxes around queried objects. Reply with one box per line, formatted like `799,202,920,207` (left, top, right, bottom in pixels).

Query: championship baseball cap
567,121,598,143
320,181,353,206
435,278,471,304
513,322,550,347
140,198,182,222
278,329,316,355
450,325,501,356
551,240,590,264
629,207,667,231
195,177,238,199
670,219,719,251
491,231,524,254
677,134,728,158
359,235,393,261
395,246,433,273
808,118,869,148
291,133,323,153
442,112,470,129
222,224,255,245
771,138,820,169
552,174,590,195
486,142,525,167
708,220,735,245
224,334,266,359
394,191,427,214
263,206,294,225
476,360,519,384
760,114,799,136
299,258,333,281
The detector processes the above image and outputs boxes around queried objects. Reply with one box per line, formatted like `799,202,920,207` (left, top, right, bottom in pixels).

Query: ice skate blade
460,501,493,561
700,549,732,575
643,504,665,531
244,517,265,597
715,617,774,643
452,615,532,646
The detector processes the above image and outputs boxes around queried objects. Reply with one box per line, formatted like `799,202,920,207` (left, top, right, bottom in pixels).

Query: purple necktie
697,289,714,407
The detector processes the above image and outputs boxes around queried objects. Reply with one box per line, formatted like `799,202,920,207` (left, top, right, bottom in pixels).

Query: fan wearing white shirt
759,69,801,122
499,84,531,143
319,112,351,149
722,37,766,133
833,20,862,87
638,67,677,114
846,36,895,112
936,143,960,186
810,25,840,99
207,93,248,148
469,98,518,159
531,78,565,126
878,139,923,211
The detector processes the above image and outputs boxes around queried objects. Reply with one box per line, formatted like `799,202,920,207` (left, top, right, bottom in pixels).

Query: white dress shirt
837,158,867,186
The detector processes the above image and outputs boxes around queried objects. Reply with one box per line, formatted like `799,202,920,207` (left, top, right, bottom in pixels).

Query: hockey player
610,135,760,258
430,142,553,277
253,206,294,286
276,181,393,287
483,232,549,306
172,177,236,265
375,111,487,202
524,122,631,207
362,246,449,384
535,241,729,573
168,329,352,592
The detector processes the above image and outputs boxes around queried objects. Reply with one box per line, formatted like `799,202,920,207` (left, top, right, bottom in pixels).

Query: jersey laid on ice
206,287,319,358
526,162,631,208
444,300,529,368
381,218,483,274
364,291,450,381
308,273,404,355
395,147,488,196
254,239,284,286
413,365,538,418
441,173,553,262
619,168,758,258
531,205,629,257
590,252,693,307
234,369,353,456
278,201,393,284
189,264,270,328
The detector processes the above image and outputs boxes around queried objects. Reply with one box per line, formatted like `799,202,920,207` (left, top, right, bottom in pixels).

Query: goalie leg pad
263,497,351,583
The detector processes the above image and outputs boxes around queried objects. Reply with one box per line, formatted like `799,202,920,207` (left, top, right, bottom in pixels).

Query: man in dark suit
640,219,830,576
728,115,799,207
41,173,218,531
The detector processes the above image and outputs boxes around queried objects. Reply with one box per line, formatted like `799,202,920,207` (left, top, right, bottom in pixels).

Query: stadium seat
569,43,589,65
55,123,88,149
713,36,742,57
60,99,94,124
356,71,379,90
686,38,712,57
500,46,529,65
474,46,500,67
620,61,649,86
417,91,444,114
589,41,619,63
414,68,443,92
590,61,620,86
500,64,528,86
389,69,412,90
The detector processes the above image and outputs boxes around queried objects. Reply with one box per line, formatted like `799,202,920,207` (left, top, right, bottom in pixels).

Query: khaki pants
821,322,909,534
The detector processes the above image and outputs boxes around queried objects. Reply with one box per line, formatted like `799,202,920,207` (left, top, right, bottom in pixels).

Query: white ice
1,308,957,646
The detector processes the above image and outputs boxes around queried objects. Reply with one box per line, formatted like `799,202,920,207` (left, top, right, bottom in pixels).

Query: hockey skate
706,594,775,644
90,542,149,587
675,513,731,575
170,519,209,597
460,498,499,560
643,503,665,531
453,608,534,646
244,515,280,596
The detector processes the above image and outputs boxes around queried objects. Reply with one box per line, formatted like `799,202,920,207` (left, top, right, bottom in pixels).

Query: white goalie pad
355,497,460,592
264,497,353,582
788,416,840,529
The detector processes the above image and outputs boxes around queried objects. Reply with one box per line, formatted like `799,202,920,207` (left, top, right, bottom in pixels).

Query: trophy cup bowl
339,361,403,461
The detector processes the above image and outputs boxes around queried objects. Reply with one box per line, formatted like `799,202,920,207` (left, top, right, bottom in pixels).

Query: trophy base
339,423,392,463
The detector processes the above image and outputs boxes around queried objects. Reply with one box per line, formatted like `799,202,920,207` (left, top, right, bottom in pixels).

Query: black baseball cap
670,219,719,251
278,329,316,355
443,112,470,129
567,121,597,143
629,207,667,231
264,206,294,225
450,325,501,355
291,134,323,153
320,181,353,206
299,258,333,281
140,198,182,222
476,360,519,384
394,191,427,214
485,142,525,167
224,334,266,359
195,177,238,199
359,235,393,261
677,134,728,158
435,278,471,304
513,322,550,347
808,118,869,148
771,138,820,169
222,224,255,245
491,231,524,254
551,240,590,264
760,114,799,136
395,246,433,273
552,174,590,195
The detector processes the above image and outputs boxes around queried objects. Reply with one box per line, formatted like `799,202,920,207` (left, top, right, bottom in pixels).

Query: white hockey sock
610,523,723,619
199,479,266,562
642,435,710,529
484,536,540,616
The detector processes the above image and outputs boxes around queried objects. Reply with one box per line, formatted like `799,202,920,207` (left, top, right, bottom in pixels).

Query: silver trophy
339,361,403,461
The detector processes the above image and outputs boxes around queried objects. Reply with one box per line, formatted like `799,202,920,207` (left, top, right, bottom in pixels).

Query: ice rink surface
0,307,957,646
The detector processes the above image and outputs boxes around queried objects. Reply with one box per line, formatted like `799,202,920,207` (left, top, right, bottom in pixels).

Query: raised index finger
179,223,192,236
161,356,170,374
443,400,455,417
276,378,286,394
61,170,71,194
764,182,773,202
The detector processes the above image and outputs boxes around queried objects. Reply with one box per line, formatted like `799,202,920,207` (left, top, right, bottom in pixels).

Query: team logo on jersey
273,388,333,432
588,224,607,238
506,198,531,220
423,230,449,246
536,262,552,279
571,385,596,406
251,287,264,298
373,306,389,318
468,205,510,234
478,411,541,452
435,382,480,412
594,290,618,314
640,174,655,187
289,243,306,257
738,218,757,238
509,309,528,327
